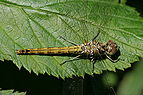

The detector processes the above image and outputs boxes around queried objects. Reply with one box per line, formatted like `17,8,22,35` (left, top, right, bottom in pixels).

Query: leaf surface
0,0,143,78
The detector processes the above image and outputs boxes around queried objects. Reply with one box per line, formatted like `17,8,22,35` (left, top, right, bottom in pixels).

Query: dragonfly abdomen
16,46,83,55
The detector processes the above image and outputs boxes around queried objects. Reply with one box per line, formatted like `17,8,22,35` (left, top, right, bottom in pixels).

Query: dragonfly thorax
81,40,118,59
81,41,104,57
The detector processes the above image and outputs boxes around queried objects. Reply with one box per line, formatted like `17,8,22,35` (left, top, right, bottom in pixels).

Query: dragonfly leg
91,31,100,41
59,36,78,46
105,54,120,63
91,59,96,73
60,55,81,65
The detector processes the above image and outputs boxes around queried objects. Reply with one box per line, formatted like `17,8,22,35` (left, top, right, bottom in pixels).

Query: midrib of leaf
0,0,121,29
2,0,142,46
0,0,142,24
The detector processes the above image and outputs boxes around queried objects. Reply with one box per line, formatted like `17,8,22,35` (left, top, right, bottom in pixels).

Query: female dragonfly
16,33,119,64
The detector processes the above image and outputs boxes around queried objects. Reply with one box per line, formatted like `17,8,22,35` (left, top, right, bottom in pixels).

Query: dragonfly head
105,40,119,56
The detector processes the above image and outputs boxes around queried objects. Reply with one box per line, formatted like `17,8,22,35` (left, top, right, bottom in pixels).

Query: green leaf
0,0,143,78
0,89,26,95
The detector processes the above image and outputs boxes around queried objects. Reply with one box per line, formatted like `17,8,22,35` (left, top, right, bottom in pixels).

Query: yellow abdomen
16,46,82,55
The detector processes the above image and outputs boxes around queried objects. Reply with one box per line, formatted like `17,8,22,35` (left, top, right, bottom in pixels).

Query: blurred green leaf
0,89,26,95
0,0,143,78
102,72,118,87
117,58,143,95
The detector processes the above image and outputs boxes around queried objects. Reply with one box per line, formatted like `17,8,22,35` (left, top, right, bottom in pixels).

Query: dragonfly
16,32,119,64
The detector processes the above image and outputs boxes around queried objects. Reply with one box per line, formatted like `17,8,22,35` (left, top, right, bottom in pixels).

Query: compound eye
106,40,118,55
